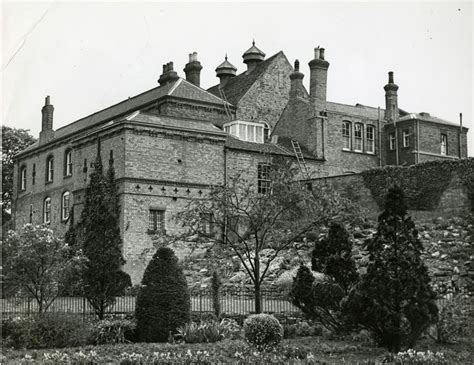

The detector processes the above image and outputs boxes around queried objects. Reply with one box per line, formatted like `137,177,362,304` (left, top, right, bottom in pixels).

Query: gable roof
16,79,229,157
207,51,284,105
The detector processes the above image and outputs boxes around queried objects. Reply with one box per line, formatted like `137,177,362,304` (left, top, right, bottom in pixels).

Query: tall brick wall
237,54,293,128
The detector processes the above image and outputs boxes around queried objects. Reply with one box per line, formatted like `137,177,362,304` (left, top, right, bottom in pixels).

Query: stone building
12,42,469,283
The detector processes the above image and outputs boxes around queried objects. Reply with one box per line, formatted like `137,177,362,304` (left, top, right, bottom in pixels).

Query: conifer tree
81,147,131,319
135,247,191,342
343,186,438,352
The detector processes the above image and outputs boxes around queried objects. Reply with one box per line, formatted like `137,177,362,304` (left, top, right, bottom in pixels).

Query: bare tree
177,158,358,313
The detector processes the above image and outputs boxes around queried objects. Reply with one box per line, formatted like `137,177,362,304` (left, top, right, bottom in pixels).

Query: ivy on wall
361,158,474,211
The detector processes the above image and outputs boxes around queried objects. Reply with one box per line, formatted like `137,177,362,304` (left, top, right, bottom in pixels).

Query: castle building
12,42,469,283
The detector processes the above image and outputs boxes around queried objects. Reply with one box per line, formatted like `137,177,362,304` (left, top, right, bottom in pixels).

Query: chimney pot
45,96,50,105
320,48,325,60
388,71,394,84
184,52,202,87
314,47,320,60
188,53,193,62
294,60,300,71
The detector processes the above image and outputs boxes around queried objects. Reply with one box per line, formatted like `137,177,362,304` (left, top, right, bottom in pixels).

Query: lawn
3,336,473,364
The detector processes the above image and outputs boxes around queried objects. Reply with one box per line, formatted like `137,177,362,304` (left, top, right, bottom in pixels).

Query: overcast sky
2,1,473,156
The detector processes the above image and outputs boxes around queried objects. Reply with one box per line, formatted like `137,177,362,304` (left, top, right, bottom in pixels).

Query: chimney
289,60,305,99
308,46,330,111
384,71,399,121
183,52,203,87
158,62,179,86
39,96,54,144
216,55,237,88
242,40,265,73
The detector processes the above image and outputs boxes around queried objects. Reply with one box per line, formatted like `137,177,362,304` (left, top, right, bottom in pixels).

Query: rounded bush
135,247,191,342
243,313,283,350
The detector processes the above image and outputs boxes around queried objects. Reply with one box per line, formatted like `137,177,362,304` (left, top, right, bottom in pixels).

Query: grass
2,336,473,364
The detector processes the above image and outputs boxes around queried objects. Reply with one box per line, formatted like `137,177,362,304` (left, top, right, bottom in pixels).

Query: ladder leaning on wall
291,139,311,181
218,87,233,121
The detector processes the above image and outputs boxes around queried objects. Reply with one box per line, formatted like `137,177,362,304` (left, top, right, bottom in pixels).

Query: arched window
64,150,73,177
46,155,54,182
61,191,71,221
262,122,271,141
354,123,363,152
342,121,351,150
43,197,51,224
20,165,27,191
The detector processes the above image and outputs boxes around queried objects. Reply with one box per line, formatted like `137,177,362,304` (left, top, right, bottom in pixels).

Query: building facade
12,42,469,283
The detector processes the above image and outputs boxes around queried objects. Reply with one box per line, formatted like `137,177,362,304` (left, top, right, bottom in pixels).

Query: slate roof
17,79,229,157
208,51,284,105
326,102,385,120
398,112,464,128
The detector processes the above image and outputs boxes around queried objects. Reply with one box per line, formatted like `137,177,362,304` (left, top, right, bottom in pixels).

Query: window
149,209,165,233
64,150,73,176
342,121,351,150
238,124,246,140
199,213,215,236
354,123,363,152
46,156,54,182
20,166,27,191
247,125,255,142
223,121,267,144
440,134,447,155
366,125,375,153
43,197,51,224
257,163,271,194
32,164,36,185
263,122,270,141
389,133,396,151
62,192,71,221
403,130,410,148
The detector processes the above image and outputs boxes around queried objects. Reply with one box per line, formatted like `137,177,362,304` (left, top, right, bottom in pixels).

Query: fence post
199,291,202,314
83,297,86,320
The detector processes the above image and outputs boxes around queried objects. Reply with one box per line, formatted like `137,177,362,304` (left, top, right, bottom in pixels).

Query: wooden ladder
218,87,233,121
291,139,310,180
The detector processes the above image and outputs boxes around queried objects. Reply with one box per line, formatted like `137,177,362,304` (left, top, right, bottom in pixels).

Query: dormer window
223,120,268,143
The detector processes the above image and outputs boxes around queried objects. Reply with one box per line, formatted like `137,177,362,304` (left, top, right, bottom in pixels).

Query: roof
208,51,284,105
398,112,464,128
326,102,385,120
17,78,229,157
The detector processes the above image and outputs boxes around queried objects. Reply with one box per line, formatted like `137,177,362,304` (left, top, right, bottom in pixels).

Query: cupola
216,55,237,88
242,40,265,73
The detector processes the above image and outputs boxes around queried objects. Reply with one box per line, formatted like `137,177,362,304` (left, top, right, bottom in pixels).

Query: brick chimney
242,40,265,73
216,55,237,88
384,71,399,121
289,60,305,99
158,62,179,86
39,96,54,144
308,47,329,111
183,52,202,87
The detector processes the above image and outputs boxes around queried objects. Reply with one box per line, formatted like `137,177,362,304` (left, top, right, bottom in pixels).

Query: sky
2,1,473,156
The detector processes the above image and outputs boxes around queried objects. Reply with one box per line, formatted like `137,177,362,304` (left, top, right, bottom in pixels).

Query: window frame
20,165,27,191
61,191,71,221
389,133,396,151
440,133,447,155
43,197,51,224
148,209,166,234
402,130,410,148
342,121,352,151
366,125,375,154
257,162,271,194
64,150,73,177
46,155,54,183
354,123,363,152
32,163,36,185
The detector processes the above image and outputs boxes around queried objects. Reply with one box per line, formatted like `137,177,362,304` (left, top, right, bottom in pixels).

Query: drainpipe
394,107,399,165
321,116,326,160
377,107,382,167
459,113,463,159
416,119,420,164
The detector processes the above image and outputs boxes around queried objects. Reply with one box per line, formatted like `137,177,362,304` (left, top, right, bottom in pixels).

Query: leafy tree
1,126,36,227
290,223,358,332
178,158,358,313
343,186,438,352
80,150,131,319
2,224,85,312
135,247,191,342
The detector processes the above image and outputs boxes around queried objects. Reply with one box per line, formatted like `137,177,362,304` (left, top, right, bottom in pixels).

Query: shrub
176,318,241,343
2,314,90,349
243,313,283,351
387,349,447,364
89,319,136,345
135,247,191,342
430,296,468,344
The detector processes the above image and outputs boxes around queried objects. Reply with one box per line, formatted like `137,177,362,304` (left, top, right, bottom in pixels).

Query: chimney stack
158,62,179,86
183,52,203,87
384,71,399,121
216,55,237,88
289,60,305,99
39,96,54,144
308,46,330,111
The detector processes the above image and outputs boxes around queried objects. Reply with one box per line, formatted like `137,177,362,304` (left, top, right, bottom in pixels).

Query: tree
79,149,131,319
1,126,36,227
135,247,191,342
290,223,358,332
343,186,438,352
178,158,358,313
3,224,84,312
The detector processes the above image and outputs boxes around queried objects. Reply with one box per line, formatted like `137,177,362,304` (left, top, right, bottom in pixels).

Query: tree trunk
255,282,262,314
254,252,262,313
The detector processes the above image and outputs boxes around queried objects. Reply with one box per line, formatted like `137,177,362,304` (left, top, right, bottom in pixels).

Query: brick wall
237,54,293,128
